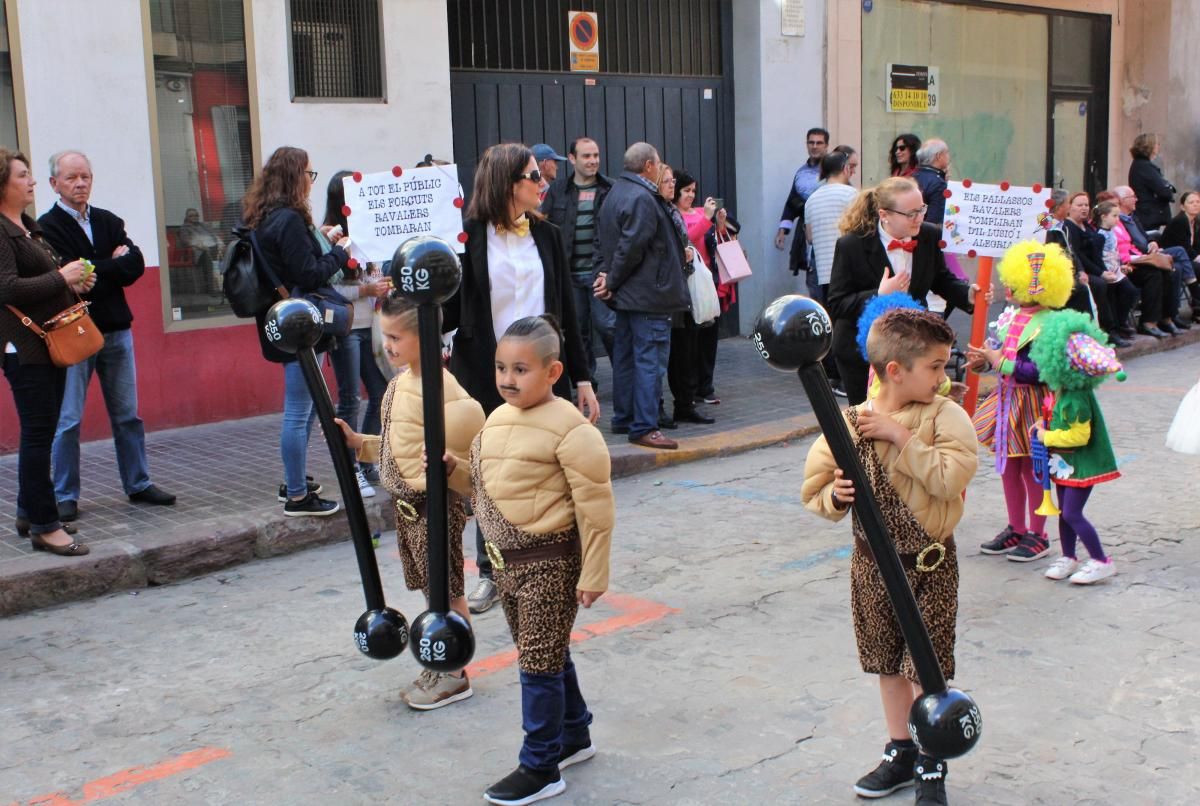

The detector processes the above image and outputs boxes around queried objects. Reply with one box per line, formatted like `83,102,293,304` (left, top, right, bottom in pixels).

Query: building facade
1,0,1191,451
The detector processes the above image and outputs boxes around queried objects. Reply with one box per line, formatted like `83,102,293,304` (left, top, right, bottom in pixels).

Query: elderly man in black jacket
594,142,689,450
1115,184,1192,332
40,151,175,523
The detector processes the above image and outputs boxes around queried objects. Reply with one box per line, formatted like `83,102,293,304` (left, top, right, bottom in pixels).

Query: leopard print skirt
377,378,467,600
847,408,958,683
471,434,582,675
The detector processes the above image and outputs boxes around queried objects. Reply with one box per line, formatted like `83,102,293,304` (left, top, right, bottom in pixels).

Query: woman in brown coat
0,149,95,554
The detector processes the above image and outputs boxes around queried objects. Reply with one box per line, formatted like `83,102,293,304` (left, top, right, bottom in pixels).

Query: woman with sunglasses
446,142,598,615
826,176,983,403
888,134,921,178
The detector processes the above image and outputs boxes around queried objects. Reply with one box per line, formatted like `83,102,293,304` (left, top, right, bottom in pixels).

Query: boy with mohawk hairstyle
802,308,979,805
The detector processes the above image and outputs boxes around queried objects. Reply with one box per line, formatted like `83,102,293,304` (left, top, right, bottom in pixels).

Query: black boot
853,740,917,798
914,754,948,805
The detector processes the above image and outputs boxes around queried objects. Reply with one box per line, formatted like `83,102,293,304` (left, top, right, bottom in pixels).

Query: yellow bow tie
498,215,530,238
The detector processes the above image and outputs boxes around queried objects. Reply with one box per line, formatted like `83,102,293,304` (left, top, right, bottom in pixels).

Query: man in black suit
40,151,175,522
826,178,985,404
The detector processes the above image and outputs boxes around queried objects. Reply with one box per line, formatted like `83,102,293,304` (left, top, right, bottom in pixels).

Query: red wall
1,267,285,453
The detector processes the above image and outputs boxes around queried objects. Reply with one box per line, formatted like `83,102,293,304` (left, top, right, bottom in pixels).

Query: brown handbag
6,298,104,367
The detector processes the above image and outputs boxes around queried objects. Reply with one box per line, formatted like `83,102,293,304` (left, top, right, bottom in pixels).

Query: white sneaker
1044,556,1080,580
356,469,376,498
1069,558,1116,585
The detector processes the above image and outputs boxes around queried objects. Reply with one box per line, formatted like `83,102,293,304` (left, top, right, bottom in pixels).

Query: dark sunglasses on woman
516,169,542,184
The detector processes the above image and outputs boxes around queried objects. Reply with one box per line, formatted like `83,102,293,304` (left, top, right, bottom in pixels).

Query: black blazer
825,222,972,359
444,217,591,414
1159,212,1199,261
38,203,145,333
1063,219,1107,277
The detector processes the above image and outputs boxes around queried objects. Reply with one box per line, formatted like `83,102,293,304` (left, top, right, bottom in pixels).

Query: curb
3,328,1195,617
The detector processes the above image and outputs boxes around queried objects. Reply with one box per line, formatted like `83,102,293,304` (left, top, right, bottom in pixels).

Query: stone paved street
1,344,1197,805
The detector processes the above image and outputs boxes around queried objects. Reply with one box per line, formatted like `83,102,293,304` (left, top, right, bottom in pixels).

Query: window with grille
289,0,384,100
0,1,19,150
150,0,254,322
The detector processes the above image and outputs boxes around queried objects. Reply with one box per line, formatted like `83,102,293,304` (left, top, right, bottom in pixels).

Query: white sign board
342,165,465,262
941,181,1053,259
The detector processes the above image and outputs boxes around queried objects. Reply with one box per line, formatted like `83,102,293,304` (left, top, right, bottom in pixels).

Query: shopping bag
715,238,752,284
687,254,721,324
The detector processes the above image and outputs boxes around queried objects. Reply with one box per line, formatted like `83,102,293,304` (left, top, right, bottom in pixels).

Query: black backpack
220,226,287,318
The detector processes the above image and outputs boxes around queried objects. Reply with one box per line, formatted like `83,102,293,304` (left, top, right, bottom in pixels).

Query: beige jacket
476,397,614,592
801,396,978,541
359,368,485,498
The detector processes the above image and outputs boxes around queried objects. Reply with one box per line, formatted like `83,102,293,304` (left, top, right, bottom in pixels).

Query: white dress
1165,379,1200,455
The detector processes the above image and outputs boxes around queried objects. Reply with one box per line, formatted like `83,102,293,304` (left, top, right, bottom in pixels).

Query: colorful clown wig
857,292,925,361
997,240,1073,309
1029,310,1126,393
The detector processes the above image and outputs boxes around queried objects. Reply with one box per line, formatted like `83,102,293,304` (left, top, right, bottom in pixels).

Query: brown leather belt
855,536,954,573
486,535,581,572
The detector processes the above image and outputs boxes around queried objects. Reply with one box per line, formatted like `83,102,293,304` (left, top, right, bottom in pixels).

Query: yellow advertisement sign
886,64,939,114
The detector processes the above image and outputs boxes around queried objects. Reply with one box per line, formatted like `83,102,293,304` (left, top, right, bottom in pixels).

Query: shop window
289,0,384,100
0,2,19,150
150,0,254,322
860,0,1048,188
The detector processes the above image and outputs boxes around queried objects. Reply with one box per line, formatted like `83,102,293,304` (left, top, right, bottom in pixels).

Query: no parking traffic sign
569,10,599,73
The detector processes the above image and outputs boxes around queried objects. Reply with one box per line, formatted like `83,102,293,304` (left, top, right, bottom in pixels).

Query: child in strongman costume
470,315,614,806
802,309,979,805
336,294,485,710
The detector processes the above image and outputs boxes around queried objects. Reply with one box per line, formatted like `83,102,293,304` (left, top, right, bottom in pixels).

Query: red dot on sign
1000,181,1011,191
346,258,358,269
392,166,403,177
457,232,469,243
942,189,952,199
352,172,363,183
1045,198,1056,209
968,249,978,258
1032,183,1042,193
938,240,947,249
962,179,973,188
453,197,464,209
341,205,351,217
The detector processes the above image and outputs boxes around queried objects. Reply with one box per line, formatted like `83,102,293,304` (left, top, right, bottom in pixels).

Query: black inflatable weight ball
354,607,410,660
409,609,475,673
263,298,323,354
389,235,462,305
908,688,983,759
751,294,833,371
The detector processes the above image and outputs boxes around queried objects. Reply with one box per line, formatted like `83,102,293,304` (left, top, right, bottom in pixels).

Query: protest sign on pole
341,165,466,263
940,180,1053,259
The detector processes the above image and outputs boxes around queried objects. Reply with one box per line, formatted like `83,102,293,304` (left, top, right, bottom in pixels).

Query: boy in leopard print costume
802,309,979,806
336,295,484,711
470,315,614,806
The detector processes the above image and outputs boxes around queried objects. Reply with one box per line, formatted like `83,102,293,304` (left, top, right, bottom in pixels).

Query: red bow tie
887,239,918,253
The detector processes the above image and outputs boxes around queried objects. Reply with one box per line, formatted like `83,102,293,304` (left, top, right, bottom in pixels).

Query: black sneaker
277,476,322,502
853,741,917,798
979,525,1022,555
1006,531,1051,562
558,741,596,770
483,765,565,805
283,492,340,518
914,755,948,805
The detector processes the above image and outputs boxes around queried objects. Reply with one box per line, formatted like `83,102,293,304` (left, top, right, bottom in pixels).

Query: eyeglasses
894,145,909,152
516,169,543,185
885,205,929,220
305,170,318,182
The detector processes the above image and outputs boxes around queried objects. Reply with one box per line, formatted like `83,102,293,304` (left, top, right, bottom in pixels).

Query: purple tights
1000,456,1047,536
1056,484,1108,562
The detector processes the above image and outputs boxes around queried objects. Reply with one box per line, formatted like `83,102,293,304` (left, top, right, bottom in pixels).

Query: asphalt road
2,344,1198,805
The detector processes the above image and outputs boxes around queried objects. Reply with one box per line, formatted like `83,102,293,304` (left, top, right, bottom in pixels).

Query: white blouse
487,223,546,343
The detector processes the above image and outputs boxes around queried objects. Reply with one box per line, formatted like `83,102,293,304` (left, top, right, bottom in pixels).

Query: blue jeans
611,311,671,438
330,326,387,467
52,328,151,502
5,355,66,535
519,653,593,771
569,274,615,382
282,357,322,499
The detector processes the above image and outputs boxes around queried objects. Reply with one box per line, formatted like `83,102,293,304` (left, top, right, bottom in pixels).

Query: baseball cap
531,143,567,162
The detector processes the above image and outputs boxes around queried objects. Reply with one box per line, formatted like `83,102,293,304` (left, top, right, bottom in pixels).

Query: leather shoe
1137,324,1168,339
1159,321,1180,336
129,484,176,506
31,532,90,556
674,408,716,425
1106,331,1132,349
630,430,678,450
1171,316,1192,330
57,500,78,522
15,517,77,537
